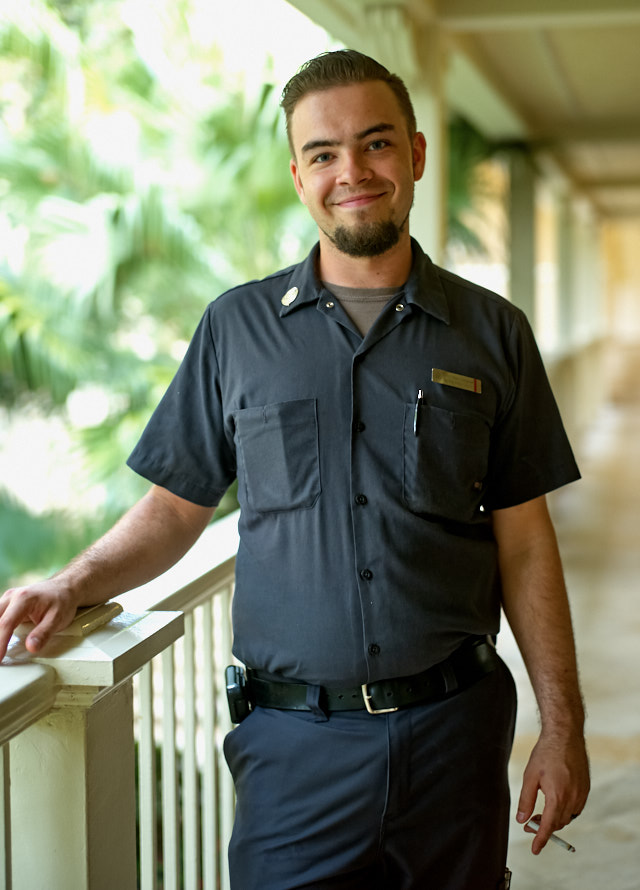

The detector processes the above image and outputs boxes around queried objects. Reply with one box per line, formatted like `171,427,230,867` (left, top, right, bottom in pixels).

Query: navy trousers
223,657,517,890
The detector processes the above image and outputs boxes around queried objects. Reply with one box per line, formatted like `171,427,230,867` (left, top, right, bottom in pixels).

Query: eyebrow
300,122,396,156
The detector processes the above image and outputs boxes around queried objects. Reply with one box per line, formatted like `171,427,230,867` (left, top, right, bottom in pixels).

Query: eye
311,152,333,164
367,139,390,151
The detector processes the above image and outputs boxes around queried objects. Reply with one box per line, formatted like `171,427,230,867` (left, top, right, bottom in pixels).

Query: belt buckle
361,683,399,715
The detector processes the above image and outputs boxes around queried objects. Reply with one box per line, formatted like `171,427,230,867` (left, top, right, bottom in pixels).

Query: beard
322,189,414,258
328,218,402,258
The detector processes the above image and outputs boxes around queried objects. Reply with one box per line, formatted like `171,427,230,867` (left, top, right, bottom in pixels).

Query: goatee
329,220,401,258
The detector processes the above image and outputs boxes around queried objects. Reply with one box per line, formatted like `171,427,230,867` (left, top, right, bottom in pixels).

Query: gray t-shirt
323,282,402,337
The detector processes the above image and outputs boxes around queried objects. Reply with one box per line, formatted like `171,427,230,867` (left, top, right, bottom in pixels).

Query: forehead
289,80,408,153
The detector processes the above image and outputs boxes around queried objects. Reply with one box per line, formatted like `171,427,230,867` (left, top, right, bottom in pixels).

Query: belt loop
306,684,329,722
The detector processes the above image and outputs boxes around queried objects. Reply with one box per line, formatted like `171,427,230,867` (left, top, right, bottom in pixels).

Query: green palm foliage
447,115,500,255
0,1,494,588
0,0,313,585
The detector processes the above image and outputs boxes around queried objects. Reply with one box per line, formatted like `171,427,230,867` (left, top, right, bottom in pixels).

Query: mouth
333,191,387,210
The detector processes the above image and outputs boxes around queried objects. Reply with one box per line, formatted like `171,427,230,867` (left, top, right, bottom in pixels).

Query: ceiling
288,0,640,220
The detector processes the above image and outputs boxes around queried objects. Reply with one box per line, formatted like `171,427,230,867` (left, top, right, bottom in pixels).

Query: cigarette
526,819,576,853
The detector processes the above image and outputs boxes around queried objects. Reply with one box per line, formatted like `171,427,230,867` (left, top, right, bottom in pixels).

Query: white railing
0,509,240,890
120,509,240,890
130,532,238,890
0,661,57,890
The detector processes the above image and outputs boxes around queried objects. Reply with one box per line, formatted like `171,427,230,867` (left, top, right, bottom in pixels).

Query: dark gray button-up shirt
128,240,580,686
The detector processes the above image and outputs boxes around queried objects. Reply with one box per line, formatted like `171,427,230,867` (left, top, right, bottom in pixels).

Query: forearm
0,485,214,658
496,500,585,736
493,495,589,851
60,485,215,607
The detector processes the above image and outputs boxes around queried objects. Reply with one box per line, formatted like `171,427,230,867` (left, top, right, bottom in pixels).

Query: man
0,51,589,889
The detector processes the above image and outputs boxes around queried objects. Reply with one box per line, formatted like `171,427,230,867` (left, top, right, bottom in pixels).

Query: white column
5,604,183,890
10,683,137,890
356,7,449,263
508,148,536,322
0,661,56,890
409,26,448,264
1,745,10,890
573,199,604,344
557,191,577,348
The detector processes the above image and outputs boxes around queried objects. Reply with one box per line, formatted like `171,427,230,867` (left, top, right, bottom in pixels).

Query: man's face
289,80,426,259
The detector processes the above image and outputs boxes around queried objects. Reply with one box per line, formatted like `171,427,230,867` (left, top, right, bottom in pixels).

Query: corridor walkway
502,345,640,889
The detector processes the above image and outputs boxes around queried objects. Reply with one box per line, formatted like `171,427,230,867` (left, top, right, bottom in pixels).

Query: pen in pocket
413,389,424,436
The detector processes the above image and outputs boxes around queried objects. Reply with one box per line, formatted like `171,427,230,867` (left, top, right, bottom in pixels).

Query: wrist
52,564,93,610
539,710,585,742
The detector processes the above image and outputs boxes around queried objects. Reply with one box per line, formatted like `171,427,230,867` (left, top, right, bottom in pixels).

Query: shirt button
368,643,381,656
395,303,405,312
355,493,368,506
360,569,373,581
325,301,335,309
354,421,366,433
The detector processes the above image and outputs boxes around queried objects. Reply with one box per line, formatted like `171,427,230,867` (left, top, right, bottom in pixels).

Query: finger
0,589,31,660
0,587,18,617
23,600,76,654
25,627,46,654
524,815,557,855
558,799,587,829
531,800,565,855
516,774,539,824
0,625,14,662
0,587,63,659
523,814,541,834
555,767,590,828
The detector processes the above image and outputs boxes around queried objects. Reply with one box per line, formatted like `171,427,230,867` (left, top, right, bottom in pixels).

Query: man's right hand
0,485,215,664
0,578,79,661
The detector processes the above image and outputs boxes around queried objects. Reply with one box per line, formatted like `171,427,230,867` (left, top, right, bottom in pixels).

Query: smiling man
0,51,589,890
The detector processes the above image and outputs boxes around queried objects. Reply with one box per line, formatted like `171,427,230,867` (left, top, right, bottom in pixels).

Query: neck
316,232,413,288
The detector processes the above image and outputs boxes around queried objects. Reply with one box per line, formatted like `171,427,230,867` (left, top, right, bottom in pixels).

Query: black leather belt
247,636,498,715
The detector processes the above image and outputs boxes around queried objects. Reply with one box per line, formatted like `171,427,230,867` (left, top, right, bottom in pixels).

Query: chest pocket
235,399,321,513
403,402,490,522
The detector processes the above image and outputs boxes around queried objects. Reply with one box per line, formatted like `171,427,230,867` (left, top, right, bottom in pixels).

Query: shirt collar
403,239,450,324
278,239,450,325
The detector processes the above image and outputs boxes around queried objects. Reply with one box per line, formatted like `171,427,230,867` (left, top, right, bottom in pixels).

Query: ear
412,132,427,182
290,158,307,205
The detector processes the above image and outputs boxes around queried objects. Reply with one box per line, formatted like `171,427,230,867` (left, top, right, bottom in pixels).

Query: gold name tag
432,368,482,394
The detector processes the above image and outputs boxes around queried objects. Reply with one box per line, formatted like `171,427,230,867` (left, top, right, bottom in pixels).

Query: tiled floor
501,346,640,889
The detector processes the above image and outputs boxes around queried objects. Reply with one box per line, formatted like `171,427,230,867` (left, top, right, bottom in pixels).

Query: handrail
147,553,236,614
1,606,184,890
1,511,240,890
0,663,56,748
117,510,240,890
116,508,240,615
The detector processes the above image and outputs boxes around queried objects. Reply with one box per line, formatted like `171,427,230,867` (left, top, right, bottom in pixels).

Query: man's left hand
516,731,590,854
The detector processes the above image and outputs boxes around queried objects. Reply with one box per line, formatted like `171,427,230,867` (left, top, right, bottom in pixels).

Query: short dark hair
280,49,417,155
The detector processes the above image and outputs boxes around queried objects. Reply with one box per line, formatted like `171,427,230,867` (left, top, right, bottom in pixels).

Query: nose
337,150,373,186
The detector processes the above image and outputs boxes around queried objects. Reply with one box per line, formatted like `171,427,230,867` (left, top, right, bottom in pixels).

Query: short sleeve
126,307,236,507
484,310,580,510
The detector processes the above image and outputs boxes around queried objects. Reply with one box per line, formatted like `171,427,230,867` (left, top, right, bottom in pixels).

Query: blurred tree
447,115,502,256
0,0,313,585
0,1,495,588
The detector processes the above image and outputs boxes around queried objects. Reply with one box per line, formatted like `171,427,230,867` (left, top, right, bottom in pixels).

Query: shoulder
205,255,311,322
410,240,526,332
436,266,522,320
434,267,533,350
217,265,298,305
